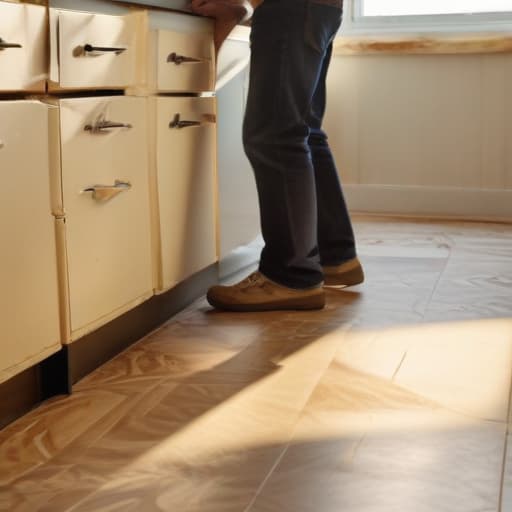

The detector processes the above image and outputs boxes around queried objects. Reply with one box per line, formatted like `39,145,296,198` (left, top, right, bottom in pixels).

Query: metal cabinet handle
73,44,126,56
83,44,126,55
0,37,22,50
0,140,4,150
84,119,133,133
83,180,131,201
167,52,203,65
169,113,216,129
169,113,201,129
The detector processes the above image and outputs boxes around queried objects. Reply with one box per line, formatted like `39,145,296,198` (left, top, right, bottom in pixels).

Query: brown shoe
206,271,325,312
323,257,364,287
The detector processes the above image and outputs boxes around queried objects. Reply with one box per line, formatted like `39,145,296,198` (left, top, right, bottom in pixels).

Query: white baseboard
217,186,512,282
219,236,263,280
344,184,512,222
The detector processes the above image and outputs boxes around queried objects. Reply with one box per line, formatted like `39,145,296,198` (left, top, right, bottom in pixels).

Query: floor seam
242,438,293,512
497,344,512,512
243,339,342,512
391,350,409,381
421,237,453,321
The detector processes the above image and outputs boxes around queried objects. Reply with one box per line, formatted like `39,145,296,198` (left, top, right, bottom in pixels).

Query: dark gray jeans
243,0,357,289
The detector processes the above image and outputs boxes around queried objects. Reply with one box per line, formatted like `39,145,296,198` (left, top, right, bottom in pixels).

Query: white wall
216,65,260,259
325,52,512,219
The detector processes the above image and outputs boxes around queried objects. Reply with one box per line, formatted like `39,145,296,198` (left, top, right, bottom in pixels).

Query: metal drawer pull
0,140,4,149
169,113,201,129
169,113,216,129
167,52,203,65
84,119,133,133
80,44,127,56
0,37,22,50
83,180,131,201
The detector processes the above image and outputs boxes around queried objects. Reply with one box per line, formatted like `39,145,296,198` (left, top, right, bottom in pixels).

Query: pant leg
243,0,343,289
307,44,357,265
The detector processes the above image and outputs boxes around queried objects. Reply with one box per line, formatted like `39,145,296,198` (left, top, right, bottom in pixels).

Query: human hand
190,0,252,22
190,0,253,54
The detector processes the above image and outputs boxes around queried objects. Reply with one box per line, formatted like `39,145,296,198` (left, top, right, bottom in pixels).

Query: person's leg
307,43,358,266
242,0,343,290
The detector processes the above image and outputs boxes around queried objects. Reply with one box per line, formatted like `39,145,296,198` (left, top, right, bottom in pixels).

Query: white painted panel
356,55,482,187
415,55,482,188
354,56,431,186
505,55,512,190
326,51,512,217
0,2,46,92
0,101,61,383
59,96,153,339
325,57,360,184
481,54,507,189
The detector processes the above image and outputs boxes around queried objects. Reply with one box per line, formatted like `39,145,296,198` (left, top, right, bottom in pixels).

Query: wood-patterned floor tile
502,445,512,511
2,216,512,512
424,256,512,321
0,388,133,485
499,378,512,512
393,319,512,422
249,417,504,512
332,327,414,380
2,324,348,511
77,306,289,390
332,256,447,320
249,356,506,512
447,234,512,261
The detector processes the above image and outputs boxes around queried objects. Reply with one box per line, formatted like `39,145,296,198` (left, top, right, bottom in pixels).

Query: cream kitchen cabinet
49,8,144,91
150,96,217,292
56,96,153,341
147,28,214,93
0,101,62,384
0,1,47,93
144,9,214,94
0,0,219,396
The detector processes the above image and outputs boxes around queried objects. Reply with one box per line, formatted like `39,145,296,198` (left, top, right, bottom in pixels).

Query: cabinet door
152,29,214,93
0,2,46,92
153,97,217,292
59,96,153,340
50,9,140,90
0,101,61,384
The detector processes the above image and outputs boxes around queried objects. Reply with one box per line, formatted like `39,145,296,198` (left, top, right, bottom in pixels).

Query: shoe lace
238,272,264,289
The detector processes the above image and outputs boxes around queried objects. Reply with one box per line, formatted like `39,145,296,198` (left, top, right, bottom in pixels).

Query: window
362,0,512,17
343,0,512,34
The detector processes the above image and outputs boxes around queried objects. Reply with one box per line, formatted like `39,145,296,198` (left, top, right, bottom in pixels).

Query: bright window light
362,0,512,17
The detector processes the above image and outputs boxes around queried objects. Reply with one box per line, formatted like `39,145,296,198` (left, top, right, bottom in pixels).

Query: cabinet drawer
49,9,142,90
59,96,152,339
152,97,217,292
150,29,214,93
0,101,61,383
0,2,46,92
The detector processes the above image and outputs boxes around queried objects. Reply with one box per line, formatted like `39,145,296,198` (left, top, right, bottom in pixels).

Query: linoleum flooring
1,215,512,512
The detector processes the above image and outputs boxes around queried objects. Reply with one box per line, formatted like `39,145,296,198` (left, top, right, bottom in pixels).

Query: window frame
342,0,512,35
